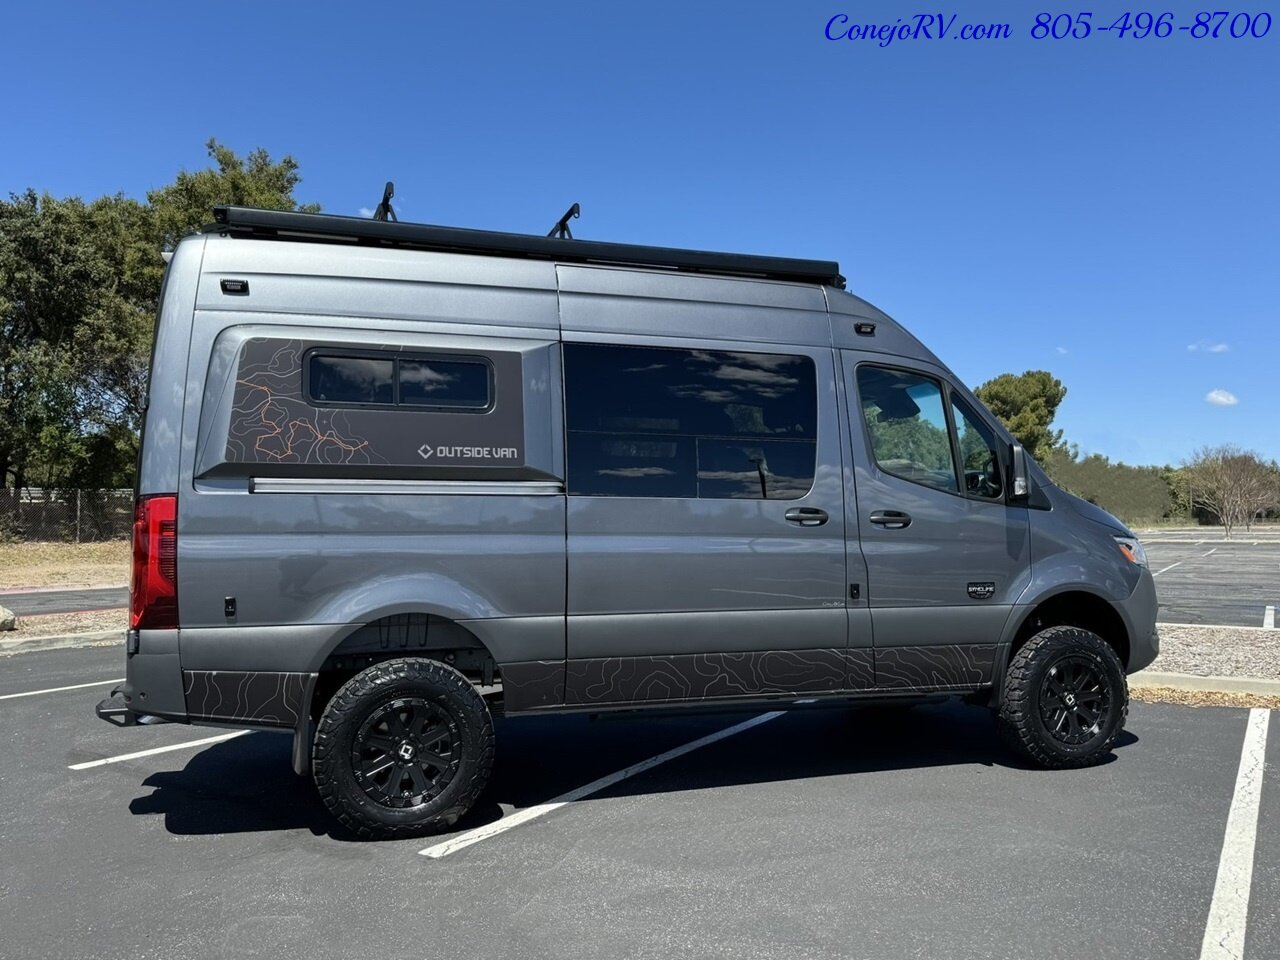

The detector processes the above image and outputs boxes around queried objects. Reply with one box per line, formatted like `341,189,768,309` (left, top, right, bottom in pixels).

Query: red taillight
131,494,178,630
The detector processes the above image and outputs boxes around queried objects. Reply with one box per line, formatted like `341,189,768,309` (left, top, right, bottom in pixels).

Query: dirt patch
5,608,126,639
1131,685,1280,711
0,541,129,590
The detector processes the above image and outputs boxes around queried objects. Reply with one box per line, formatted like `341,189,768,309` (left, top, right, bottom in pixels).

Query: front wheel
312,657,494,839
997,625,1128,769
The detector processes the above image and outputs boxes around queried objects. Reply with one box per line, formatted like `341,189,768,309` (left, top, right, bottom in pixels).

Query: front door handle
868,510,912,529
784,507,829,526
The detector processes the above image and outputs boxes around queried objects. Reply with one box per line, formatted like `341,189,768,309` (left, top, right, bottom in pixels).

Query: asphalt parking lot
1,644,1277,960
1142,531,1280,628
0,585,126,617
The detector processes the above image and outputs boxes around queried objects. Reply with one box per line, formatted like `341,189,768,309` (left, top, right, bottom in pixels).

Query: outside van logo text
417,444,520,461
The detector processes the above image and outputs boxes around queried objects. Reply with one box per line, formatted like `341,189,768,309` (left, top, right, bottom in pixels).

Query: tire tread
997,625,1128,769
312,658,494,840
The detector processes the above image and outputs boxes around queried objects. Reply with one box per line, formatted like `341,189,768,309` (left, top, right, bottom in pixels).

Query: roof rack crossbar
372,181,397,222
547,202,580,239
209,206,845,288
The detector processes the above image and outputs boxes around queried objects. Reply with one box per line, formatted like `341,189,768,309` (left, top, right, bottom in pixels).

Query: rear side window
309,355,394,405
306,353,491,411
856,366,958,493
398,358,490,409
564,343,817,499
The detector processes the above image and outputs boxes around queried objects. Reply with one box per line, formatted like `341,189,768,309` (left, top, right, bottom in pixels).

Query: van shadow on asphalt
127,700,1137,842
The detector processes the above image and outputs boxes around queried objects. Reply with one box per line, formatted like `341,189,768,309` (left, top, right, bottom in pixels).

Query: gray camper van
97,206,1159,838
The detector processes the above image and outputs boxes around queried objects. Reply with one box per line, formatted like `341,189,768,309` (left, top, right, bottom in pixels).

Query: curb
1130,670,1280,697
0,583,128,596
0,630,123,656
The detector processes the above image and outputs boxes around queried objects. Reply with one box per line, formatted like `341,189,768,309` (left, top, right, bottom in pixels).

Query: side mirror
1009,443,1030,501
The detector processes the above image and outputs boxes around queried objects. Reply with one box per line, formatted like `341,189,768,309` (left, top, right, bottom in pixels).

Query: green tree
1,140,319,496
975,370,1067,462
0,191,106,491
149,138,320,249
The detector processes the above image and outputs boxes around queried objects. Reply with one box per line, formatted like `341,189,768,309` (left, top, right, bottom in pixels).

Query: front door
840,353,1031,689
562,340,852,705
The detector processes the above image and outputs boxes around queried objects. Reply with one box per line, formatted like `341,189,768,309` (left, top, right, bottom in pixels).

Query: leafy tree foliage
974,370,1066,462
1180,445,1280,537
0,141,317,494
149,138,320,249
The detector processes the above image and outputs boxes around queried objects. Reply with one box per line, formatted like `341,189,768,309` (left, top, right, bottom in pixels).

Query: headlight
1114,536,1147,567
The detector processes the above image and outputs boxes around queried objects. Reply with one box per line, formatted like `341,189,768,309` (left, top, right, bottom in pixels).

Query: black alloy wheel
313,657,494,840
352,697,461,809
1037,655,1112,746
997,625,1128,769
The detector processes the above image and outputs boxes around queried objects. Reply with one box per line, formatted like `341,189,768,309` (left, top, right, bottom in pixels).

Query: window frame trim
947,391,1007,503
302,347,496,414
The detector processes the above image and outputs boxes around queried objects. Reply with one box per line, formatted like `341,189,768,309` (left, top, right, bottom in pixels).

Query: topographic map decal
226,339,389,467
219,337,526,473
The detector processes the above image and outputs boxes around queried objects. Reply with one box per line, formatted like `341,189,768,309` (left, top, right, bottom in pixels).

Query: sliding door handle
784,507,829,526
868,510,912,529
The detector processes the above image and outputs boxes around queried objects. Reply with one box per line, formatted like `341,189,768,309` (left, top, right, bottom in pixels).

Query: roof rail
209,206,845,289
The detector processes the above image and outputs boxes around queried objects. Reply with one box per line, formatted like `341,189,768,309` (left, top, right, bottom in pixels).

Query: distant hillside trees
1041,448,1176,524
969,371,1280,528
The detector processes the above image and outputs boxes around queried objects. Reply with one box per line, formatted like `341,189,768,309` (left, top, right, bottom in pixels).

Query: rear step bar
95,686,171,727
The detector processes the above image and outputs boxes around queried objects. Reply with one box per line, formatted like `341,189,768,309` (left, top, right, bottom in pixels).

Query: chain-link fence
0,489,133,542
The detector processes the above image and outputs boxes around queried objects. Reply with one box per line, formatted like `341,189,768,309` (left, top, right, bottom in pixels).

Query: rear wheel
312,657,494,839
998,625,1127,769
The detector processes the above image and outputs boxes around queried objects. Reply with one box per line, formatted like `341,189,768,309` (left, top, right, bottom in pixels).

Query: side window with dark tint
398,358,491,409
564,344,818,499
308,355,394,405
307,353,492,410
951,397,1004,500
856,366,958,493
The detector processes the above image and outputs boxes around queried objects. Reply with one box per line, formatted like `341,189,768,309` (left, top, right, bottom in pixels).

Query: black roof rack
210,206,845,289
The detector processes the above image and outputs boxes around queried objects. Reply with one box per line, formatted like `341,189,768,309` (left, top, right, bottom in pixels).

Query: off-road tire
313,657,494,840
997,625,1128,769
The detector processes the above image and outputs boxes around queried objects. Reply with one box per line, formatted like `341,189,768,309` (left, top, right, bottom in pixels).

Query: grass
0,540,130,589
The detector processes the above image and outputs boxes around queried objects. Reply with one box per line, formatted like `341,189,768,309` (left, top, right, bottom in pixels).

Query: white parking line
419,711,785,859
1265,606,1276,630
68,730,249,770
1199,708,1270,960
0,678,123,701
1153,547,1217,578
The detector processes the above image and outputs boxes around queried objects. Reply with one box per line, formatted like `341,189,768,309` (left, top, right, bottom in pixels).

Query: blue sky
2,1,1275,466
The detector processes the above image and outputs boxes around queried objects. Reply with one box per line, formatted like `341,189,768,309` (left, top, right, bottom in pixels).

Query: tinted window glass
568,435,696,499
857,366,957,493
309,355,393,405
398,358,490,409
952,397,1004,500
564,344,817,499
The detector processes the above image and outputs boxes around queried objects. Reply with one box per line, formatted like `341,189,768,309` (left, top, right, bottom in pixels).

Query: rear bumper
93,630,189,728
